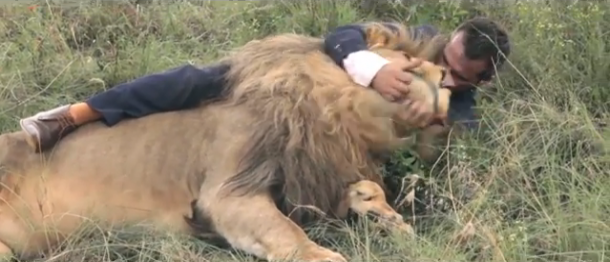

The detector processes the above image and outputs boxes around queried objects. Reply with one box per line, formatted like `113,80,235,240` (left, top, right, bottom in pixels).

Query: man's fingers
397,100,433,127
404,102,425,127
395,71,414,84
392,80,411,96
412,104,433,127
381,88,402,101
417,114,433,128
381,93,397,102
400,58,423,70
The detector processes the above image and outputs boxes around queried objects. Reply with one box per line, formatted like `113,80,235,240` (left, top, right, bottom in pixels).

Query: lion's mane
212,22,447,226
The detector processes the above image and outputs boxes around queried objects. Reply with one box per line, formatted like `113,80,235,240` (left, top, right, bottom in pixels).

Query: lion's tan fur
0,24,448,261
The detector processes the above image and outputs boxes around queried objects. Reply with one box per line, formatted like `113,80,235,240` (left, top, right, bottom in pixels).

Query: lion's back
0,131,36,173
0,102,256,196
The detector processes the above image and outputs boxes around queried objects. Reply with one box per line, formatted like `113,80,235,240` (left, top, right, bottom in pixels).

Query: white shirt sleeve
342,50,390,87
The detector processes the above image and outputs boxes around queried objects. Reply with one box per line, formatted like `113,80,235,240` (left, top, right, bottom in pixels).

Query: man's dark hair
456,17,510,82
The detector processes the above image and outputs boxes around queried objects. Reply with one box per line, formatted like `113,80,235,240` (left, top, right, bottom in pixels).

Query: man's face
439,31,489,91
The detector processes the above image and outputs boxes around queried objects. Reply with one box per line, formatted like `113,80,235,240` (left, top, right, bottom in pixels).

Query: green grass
1,0,610,261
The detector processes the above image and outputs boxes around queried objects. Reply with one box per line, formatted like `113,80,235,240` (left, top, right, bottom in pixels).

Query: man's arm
323,22,439,88
322,23,389,88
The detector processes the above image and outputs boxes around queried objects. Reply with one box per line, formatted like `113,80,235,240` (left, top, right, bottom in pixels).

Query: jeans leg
86,63,230,126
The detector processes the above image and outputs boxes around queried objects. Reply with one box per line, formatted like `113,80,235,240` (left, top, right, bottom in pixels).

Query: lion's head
345,47,452,153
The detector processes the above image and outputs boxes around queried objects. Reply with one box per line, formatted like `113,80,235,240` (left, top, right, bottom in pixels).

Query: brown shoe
19,105,78,153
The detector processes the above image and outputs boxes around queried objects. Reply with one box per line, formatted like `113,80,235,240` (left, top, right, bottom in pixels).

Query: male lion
0,32,449,261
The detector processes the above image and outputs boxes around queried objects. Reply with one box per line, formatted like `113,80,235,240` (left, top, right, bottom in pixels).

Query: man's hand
395,100,435,128
371,58,423,102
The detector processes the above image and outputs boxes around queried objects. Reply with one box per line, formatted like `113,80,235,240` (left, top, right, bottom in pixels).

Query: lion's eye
355,190,373,201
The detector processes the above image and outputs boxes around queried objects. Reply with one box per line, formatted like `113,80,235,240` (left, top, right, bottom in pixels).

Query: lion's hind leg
190,192,347,262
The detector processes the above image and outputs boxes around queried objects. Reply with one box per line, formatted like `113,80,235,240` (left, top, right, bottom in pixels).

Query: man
20,17,510,162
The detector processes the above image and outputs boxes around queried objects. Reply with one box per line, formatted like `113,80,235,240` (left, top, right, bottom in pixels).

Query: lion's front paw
297,246,347,262
268,245,347,262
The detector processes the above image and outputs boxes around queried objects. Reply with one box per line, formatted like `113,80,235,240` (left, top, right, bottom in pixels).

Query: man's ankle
67,102,101,126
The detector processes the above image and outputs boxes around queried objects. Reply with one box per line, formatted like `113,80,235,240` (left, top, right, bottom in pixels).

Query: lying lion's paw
297,246,347,262
369,220,416,239
397,223,416,239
